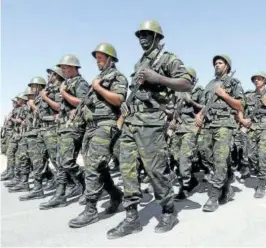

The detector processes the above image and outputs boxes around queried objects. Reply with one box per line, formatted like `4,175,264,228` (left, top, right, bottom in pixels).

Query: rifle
117,44,165,130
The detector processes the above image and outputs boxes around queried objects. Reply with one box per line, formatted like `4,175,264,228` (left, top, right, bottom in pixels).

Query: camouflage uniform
68,43,128,228
20,69,64,201
107,21,193,239
244,72,266,198
40,55,89,210
1,105,23,181
200,55,245,212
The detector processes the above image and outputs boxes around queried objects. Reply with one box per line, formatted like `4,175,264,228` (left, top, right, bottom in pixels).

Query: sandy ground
1,154,266,247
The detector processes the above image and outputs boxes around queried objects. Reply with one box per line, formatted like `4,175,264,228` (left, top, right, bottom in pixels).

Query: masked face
214,59,228,77
252,76,265,89
138,30,154,51
95,52,109,71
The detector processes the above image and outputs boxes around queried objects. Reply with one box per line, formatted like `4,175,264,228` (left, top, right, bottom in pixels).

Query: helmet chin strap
144,33,157,55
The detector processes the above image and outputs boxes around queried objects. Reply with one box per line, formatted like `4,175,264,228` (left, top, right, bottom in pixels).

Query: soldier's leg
69,125,122,228
203,127,234,212
248,130,259,172
107,123,142,239
254,130,266,198
175,132,198,200
19,133,48,200
8,137,31,193
197,129,214,180
40,129,83,210
42,128,58,190
1,137,18,181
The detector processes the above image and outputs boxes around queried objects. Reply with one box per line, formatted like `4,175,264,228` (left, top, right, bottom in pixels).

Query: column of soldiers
1,20,266,239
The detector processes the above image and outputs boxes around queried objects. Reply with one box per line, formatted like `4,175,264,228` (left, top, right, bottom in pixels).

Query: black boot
43,177,56,191
239,165,251,182
78,194,87,205
65,173,84,198
39,184,67,210
154,205,178,233
4,173,20,188
19,179,44,201
68,201,99,228
1,166,14,181
105,188,123,214
203,186,222,212
175,177,198,201
254,179,266,198
107,205,142,239
8,174,29,193
219,182,235,204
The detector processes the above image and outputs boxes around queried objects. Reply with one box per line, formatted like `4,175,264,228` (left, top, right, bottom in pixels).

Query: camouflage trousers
16,136,31,175
82,123,117,201
56,129,84,184
198,127,233,189
170,131,197,187
231,130,249,170
120,123,175,209
248,129,266,179
22,127,57,181
1,131,12,155
6,133,20,173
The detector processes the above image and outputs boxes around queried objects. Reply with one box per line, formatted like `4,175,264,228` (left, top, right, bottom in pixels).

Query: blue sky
1,0,266,123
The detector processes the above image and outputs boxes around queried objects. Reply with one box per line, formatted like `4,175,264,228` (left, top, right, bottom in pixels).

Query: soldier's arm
94,75,128,107
262,95,266,106
61,80,89,107
159,59,193,92
42,94,60,112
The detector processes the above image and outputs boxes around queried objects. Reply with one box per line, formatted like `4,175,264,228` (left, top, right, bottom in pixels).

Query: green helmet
24,87,34,96
135,20,164,39
57,54,81,68
17,92,28,101
92,43,118,62
46,65,65,79
28,76,46,87
251,71,266,82
213,54,232,72
185,66,198,85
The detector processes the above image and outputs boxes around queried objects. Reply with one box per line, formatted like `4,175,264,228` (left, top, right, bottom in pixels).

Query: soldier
19,66,65,201
195,55,245,212
167,67,201,201
238,72,266,198
1,96,20,180
7,87,33,192
107,20,193,239
39,55,89,210
1,97,18,159
68,43,128,228
2,92,28,187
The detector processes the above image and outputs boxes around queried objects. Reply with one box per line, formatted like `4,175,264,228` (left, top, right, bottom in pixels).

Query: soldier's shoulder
162,51,183,65
231,77,242,86
245,89,255,95
192,85,204,93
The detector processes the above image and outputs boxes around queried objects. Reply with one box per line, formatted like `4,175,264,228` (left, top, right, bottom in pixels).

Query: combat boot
4,173,20,188
219,184,235,204
154,205,178,233
39,184,67,210
107,205,142,239
202,186,222,212
8,174,29,193
65,173,84,198
68,200,99,228
1,167,14,181
43,177,56,191
239,165,251,182
19,179,44,201
254,179,266,198
175,177,199,201
78,194,87,205
105,188,123,214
